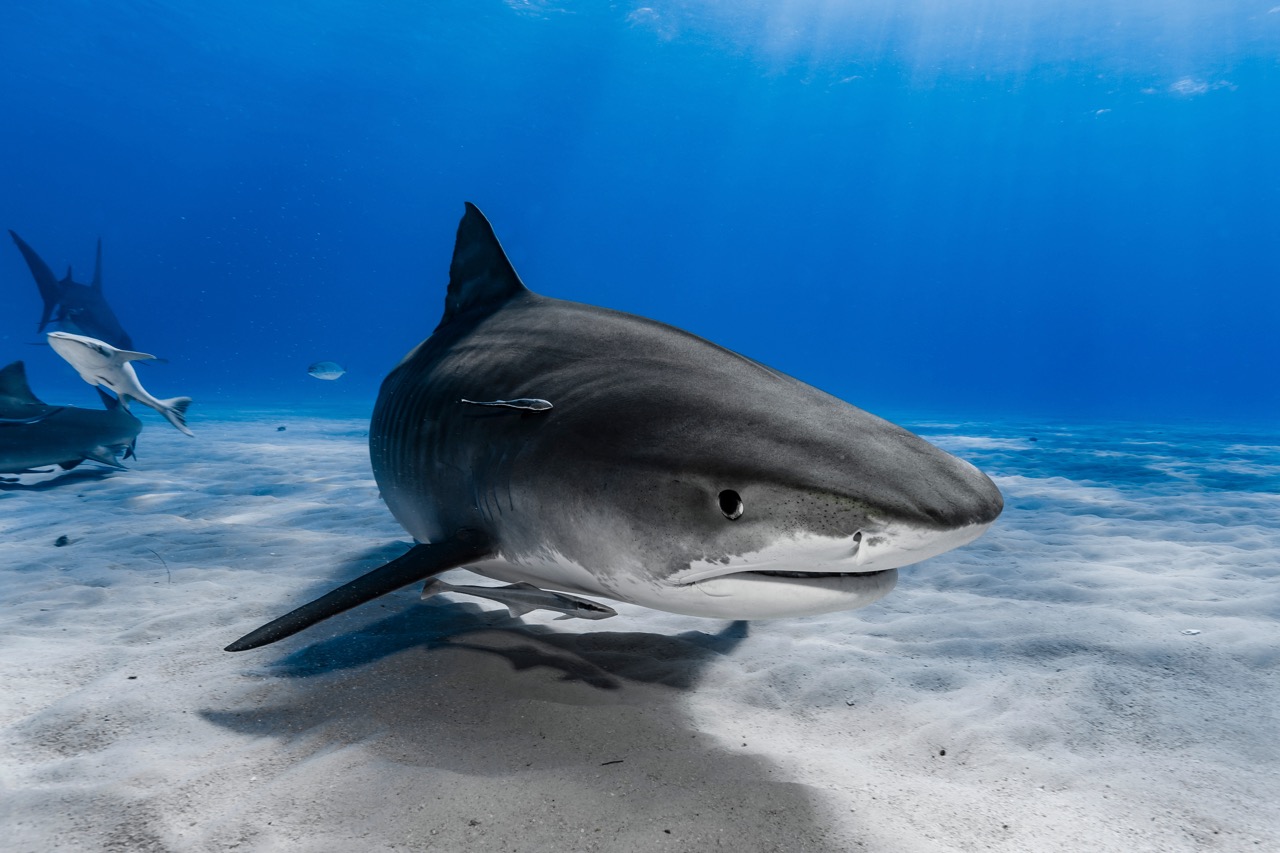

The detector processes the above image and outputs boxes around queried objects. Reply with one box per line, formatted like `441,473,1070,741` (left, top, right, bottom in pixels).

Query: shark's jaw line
669,520,996,587
459,520,993,621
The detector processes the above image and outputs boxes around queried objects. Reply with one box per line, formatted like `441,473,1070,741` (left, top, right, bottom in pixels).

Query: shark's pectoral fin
116,349,157,363
225,533,495,652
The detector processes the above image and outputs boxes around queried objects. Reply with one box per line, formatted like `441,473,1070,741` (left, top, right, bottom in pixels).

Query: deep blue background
2,1,1277,422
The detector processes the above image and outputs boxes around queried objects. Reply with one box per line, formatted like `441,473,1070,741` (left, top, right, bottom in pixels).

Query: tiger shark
9,230,134,350
226,203,1003,651
0,360,141,477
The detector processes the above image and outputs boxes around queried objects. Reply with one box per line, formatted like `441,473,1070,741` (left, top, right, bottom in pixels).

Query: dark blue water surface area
2,1,1277,423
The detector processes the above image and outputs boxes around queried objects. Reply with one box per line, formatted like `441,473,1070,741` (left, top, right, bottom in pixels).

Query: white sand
2,407,1277,852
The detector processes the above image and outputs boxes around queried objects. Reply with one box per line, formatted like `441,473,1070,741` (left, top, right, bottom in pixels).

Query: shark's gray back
0,361,141,472
369,206,998,576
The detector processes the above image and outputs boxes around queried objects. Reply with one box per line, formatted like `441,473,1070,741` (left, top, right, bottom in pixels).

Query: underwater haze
2,0,1277,422
5,4,1280,852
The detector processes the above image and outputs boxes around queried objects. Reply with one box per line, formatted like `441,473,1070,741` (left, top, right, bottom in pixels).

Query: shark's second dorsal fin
440,202,528,328
0,361,45,405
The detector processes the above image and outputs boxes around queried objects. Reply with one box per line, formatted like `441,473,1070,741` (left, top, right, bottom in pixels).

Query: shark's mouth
745,568,894,580
657,566,900,619
670,521,994,588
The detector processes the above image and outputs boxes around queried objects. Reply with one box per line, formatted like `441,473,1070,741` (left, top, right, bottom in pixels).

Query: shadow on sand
0,466,117,490
200,551,849,851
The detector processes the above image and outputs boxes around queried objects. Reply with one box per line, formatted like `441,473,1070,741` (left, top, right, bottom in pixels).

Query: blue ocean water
1,1,1277,423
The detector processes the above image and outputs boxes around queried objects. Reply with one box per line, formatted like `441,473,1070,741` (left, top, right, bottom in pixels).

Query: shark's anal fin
460,398,553,412
224,533,494,652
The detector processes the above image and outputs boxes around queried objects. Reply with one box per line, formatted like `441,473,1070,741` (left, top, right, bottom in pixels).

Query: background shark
0,360,141,478
227,203,1002,651
47,332,193,436
8,231,134,350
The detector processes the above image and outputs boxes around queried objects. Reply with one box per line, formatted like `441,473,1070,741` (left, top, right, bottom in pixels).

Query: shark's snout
894,448,1004,532
851,517,995,573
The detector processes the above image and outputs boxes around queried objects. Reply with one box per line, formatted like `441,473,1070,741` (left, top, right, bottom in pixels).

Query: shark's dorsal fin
63,265,73,283
0,361,45,405
440,202,528,328
92,239,103,291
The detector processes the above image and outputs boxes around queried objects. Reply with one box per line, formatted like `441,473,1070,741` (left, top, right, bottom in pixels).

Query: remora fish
227,203,1003,651
0,361,141,476
421,578,617,620
8,231,134,350
46,332,193,436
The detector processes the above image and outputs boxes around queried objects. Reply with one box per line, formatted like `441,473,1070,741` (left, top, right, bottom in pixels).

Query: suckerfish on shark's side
421,578,617,620
0,360,141,477
8,231,134,350
226,203,1003,652
46,332,193,436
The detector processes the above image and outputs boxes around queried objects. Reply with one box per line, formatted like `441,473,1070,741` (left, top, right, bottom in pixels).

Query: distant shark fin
92,238,103,291
83,446,128,469
0,361,46,406
8,231,63,334
225,535,495,651
439,202,529,329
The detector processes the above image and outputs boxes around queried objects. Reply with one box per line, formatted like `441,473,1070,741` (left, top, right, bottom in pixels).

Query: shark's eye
718,489,744,520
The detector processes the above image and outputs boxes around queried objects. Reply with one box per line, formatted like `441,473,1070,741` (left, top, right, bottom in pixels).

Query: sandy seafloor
1,404,1277,853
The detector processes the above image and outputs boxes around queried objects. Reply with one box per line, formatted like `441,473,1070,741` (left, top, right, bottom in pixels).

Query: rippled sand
2,409,1277,852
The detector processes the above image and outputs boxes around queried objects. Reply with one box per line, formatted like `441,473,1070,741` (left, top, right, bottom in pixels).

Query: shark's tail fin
157,396,194,436
8,231,62,334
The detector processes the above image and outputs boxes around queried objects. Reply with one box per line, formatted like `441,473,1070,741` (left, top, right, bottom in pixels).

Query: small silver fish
307,361,346,380
421,578,617,620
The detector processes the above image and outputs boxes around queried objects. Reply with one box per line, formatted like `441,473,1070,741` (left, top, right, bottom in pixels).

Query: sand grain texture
2,409,1277,851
